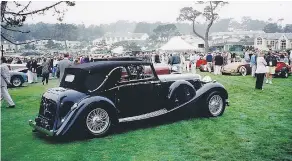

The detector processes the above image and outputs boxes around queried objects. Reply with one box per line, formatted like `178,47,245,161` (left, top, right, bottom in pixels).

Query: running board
119,109,168,123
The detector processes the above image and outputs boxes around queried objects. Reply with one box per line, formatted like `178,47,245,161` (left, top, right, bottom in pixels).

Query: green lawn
2,73,292,161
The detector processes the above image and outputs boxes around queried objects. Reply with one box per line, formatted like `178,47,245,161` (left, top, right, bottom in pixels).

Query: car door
115,64,162,118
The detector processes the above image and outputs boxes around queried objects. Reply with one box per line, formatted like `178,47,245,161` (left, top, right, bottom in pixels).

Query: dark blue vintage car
29,60,229,137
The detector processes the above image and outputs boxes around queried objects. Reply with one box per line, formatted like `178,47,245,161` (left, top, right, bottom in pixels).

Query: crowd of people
1,49,292,108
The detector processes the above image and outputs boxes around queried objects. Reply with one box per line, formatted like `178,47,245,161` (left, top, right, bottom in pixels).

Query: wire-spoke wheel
85,108,111,137
208,95,223,116
239,66,247,76
203,92,226,117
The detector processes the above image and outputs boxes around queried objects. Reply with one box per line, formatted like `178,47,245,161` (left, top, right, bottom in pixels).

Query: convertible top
69,61,152,73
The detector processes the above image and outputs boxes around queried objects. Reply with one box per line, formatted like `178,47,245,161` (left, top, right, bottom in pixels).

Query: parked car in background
221,62,251,76
9,70,27,87
275,62,291,78
29,59,229,138
8,64,43,77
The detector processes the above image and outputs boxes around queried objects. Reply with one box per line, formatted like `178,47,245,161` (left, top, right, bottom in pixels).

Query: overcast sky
13,1,292,26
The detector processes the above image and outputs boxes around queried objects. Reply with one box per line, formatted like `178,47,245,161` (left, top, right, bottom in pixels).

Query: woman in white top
255,52,267,90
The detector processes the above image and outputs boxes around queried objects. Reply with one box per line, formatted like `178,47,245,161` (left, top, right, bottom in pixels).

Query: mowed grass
1,72,292,161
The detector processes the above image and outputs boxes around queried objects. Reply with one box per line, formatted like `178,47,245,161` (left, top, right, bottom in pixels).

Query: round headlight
202,76,212,83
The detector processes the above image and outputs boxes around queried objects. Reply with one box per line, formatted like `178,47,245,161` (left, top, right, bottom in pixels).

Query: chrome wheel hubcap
12,78,21,86
86,108,110,134
208,95,223,116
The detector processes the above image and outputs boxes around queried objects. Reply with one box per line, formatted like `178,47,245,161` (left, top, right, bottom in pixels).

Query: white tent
160,36,196,51
111,46,124,54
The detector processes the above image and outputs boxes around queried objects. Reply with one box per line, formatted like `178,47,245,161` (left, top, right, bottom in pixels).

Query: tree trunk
204,39,209,53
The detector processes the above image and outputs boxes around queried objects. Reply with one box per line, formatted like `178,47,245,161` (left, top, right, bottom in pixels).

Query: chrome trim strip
88,66,124,93
29,120,54,136
119,109,168,122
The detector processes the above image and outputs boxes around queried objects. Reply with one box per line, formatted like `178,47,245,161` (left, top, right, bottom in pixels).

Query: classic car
199,64,214,72
9,69,28,87
221,62,251,76
29,60,229,137
8,63,43,77
275,62,291,78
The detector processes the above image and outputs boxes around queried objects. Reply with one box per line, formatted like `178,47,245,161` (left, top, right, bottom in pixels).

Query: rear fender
55,96,118,136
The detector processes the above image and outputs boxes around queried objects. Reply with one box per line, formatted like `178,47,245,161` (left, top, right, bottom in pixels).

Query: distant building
65,41,81,48
209,30,265,41
1,41,17,52
93,32,149,45
254,33,292,51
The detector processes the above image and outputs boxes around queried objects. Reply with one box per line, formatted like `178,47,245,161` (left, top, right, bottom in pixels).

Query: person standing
26,57,33,84
190,53,197,73
41,58,50,85
32,58,38,83
1,57,15,108
265,52,277,84
184,53,190,72
250,52,257,77
171,53,181,73
231,53,236,63
180,53,185,72
206,53,213,73
255,52,267,90
214,53,224,75
154,54,161,63
244,49,250,62
289,50,292,65
56,54,73,83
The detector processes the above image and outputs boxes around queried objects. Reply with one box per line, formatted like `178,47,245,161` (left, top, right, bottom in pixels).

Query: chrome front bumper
29,120,54,136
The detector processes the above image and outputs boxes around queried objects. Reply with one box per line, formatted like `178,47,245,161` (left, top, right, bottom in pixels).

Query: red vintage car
188,58,207,69
275,62,291,78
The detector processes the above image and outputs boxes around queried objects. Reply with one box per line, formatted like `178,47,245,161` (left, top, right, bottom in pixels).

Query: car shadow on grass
34,106,205,144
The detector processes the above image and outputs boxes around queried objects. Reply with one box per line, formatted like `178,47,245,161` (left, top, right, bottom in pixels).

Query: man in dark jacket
214,53,224,75
171,53,181,73
265,52,277,84
206,53,213,73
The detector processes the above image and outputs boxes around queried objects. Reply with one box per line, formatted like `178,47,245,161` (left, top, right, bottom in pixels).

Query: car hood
43,87,88,104
9,71,27,76
158,73,201,82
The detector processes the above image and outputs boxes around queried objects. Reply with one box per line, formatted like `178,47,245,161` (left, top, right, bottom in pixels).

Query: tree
263,23,283,33
284,24,292,33
152,24,180,42
1,1,75,45
177,1,228,52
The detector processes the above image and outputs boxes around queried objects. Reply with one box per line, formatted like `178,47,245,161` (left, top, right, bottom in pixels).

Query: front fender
168,80,195,99
196,82,228,101
166,81,229,113
55,96,118,136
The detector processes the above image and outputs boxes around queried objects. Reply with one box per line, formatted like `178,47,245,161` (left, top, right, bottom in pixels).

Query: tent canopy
160,36,196,51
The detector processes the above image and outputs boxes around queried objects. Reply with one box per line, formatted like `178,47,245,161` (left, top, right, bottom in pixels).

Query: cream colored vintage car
222,62,251,76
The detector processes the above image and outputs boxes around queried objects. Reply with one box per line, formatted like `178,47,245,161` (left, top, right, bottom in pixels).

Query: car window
123,64,155,82
84,73,106,91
